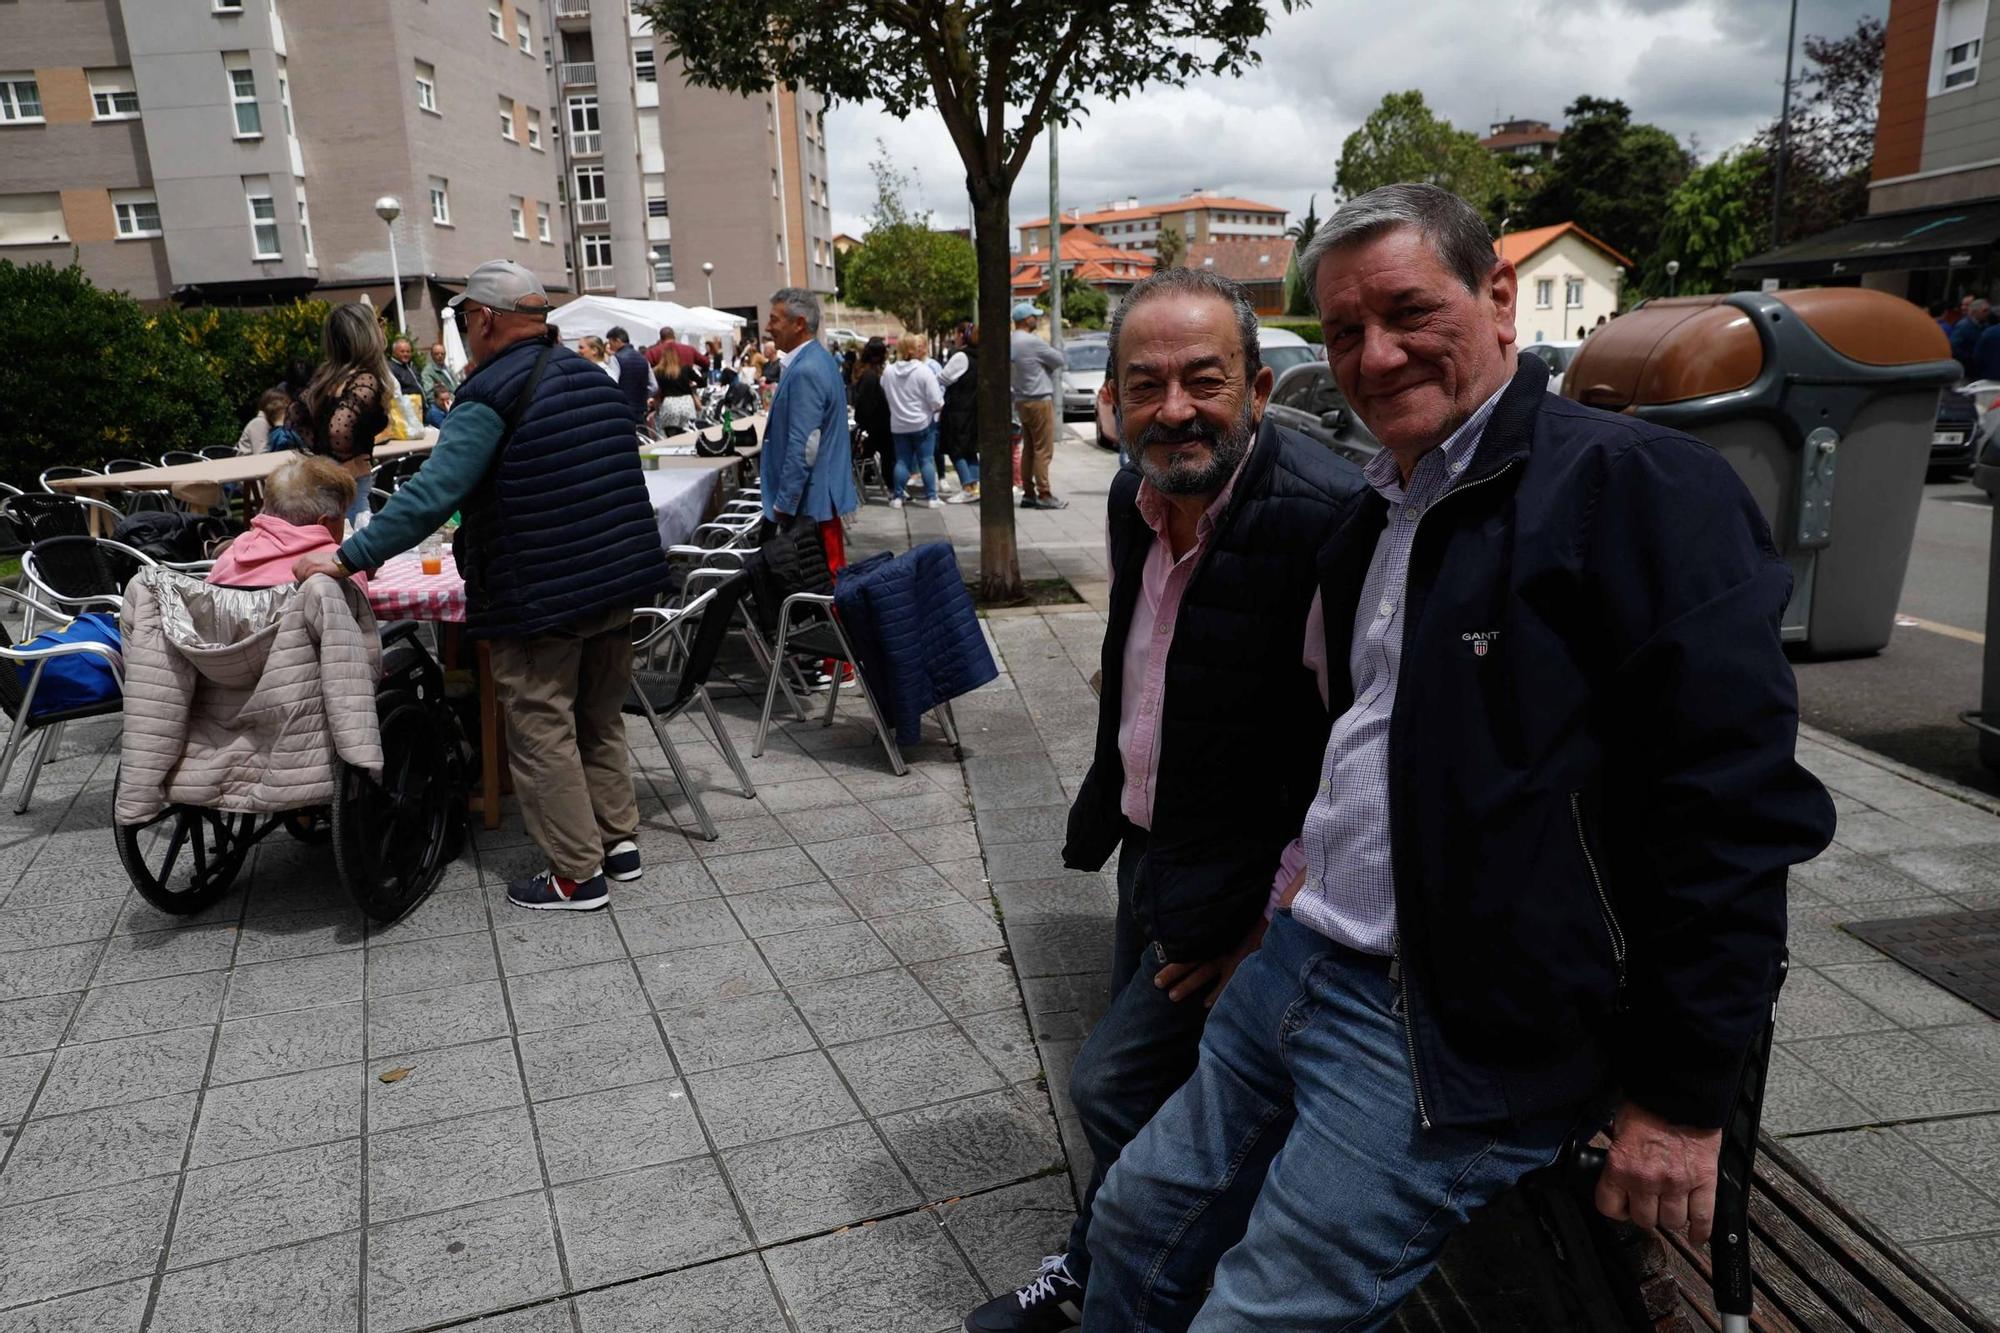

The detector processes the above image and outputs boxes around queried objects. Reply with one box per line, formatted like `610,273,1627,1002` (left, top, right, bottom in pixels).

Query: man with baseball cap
295,259,671,912
1011,301,1068,509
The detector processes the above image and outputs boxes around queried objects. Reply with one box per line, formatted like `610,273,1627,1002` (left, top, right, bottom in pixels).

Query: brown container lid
1561,288,1955,412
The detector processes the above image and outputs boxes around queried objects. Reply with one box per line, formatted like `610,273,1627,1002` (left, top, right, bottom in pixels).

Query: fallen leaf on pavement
378,1066,415,1083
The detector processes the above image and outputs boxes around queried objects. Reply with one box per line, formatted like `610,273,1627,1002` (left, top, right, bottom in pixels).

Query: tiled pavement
3,424,2000,1328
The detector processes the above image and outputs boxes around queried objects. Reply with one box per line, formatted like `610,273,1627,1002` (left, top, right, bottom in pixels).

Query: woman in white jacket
880,332,946,509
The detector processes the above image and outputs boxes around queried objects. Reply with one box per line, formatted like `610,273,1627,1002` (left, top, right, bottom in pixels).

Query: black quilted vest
1063,417,1364,960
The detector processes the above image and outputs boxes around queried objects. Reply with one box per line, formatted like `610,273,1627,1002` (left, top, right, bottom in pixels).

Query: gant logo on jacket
1462,630,1500,658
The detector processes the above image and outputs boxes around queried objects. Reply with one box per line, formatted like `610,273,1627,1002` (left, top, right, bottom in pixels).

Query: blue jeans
1082,913,1577,1332
892,425,938,501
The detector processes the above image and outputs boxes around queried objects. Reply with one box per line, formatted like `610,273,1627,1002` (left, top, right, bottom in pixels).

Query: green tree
1521,96,1692,267
638,0,1304,597
1039,272,1109,329
1753,15,1884,250
1282,193,1319,315
1335,91,1513,225
1155,224,1188,270
0,260,233,481
1644,150,1767,297
842,149,978,334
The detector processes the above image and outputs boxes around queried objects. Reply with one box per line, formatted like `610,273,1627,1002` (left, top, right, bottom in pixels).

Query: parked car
1060,339,1110,419
1264,362,1380,466
1521,340,1582,395
1258,326,1322,377
824,326,863,344
1933,383,1982,478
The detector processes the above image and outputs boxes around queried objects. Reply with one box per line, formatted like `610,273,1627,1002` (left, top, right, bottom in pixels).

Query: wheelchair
114,622,468,924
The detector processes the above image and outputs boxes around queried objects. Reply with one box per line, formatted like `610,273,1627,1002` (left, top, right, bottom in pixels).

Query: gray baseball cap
449,259,549,315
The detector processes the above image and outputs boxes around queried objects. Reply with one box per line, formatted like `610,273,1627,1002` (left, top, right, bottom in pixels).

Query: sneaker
963,1255,1083,1331
925,498,943,509
507,869,609,911
889,497,904,510
948,485,981,504
1039,495,1069,510
604,840,642,882
1020,496,1045,510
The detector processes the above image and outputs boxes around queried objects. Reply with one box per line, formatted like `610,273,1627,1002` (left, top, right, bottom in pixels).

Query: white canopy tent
546,294,746,350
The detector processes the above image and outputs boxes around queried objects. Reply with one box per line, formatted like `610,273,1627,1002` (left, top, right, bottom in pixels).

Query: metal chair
158,451,204,467
752,590,922,776
683,562,810,725
199,446,238,461
0,584,124,814
101,459,173,514
38,466,102,494
0,482,20,498
3,492,126,544
22,536,153,619
625,577,758,841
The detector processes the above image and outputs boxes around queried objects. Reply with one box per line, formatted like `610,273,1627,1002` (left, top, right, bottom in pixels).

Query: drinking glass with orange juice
419,533,443,576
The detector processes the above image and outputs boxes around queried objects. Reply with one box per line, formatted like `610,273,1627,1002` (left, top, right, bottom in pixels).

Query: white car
1257,325,1323,377
1521,340,1582,395
824,327,863,345
1060,340,1110,418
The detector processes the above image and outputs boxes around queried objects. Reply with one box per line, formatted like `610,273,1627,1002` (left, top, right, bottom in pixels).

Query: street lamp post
1665,259,1681,298
374,196,403,335
702,261,715,309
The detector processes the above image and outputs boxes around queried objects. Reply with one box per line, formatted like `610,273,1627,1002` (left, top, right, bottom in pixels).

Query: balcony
575,200,607,225
583,265,614,292
553,0,590,20
568,130,601,156
558,62,596,87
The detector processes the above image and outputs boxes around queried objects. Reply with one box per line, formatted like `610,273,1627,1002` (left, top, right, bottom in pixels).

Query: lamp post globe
1665,258,1681,298
701,261,715,309
374,196,401,224
375,197,404,336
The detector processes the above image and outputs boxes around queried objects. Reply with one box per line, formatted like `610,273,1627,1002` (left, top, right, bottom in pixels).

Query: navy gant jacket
1321,353,1835,1131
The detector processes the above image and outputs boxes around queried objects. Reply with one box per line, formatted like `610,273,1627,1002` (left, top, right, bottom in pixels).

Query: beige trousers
485,604,640,880
1017,398,1056,499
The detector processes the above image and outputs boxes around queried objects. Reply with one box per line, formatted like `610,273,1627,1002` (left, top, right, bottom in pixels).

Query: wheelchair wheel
332,692,456,923
115,777,258,916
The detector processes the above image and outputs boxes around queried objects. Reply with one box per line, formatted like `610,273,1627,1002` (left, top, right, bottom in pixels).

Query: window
566,94,599,155
652,244,673,286
634,48,656,83
276,61,293,135
0,75,42,124
213,0,243,10
225,53,261,137
526,107,542,149
429,176,451,225
1564,277,1584,309
775,233,785,263
646,196,668,219
516,9,532,53
1934,0,1989,93
89,68,139,120
1534,278,1553,309
0,193,67,245
510,195,525,238
581,233,613,289
414,60,436,113
489,6,503,39
771,169,779,198
536,203,551,243
297,186,314,262
245,180,280,258
499,96,515,139
111,189,161,238
573,165,606,223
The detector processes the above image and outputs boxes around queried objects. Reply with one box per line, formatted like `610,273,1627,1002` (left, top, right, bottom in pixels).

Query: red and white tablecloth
367,551,466,623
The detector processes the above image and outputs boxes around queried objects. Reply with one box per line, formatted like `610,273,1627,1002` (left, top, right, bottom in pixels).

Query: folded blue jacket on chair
14,613,121,719
833,542,997,745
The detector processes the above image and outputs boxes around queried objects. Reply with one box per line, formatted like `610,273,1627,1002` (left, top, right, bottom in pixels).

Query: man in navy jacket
1081,184,1836,1331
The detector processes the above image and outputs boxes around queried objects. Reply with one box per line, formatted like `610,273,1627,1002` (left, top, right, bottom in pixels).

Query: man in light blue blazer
760,287,859,567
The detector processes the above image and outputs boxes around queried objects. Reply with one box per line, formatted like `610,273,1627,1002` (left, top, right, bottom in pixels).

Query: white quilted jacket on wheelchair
115,569,384,825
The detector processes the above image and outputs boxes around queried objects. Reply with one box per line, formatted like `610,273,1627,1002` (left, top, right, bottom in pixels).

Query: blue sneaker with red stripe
507,869,609,911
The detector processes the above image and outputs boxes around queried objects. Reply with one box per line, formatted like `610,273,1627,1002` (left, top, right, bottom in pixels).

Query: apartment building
0,0,565,333
556,1,837,318
1017,191,1287,258
1735,0,2000,303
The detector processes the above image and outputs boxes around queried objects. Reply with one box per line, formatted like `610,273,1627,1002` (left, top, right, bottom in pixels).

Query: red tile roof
1184,237,1292,284
1010,227,1156,292
1019,194,1286,231
1480,126,1563,151
1494,221,1633,270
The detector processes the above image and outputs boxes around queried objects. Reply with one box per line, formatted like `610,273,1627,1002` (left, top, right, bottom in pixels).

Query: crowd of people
1939,293,2000,379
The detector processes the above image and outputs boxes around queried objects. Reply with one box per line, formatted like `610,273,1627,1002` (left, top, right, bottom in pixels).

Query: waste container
1562,289,1960,656
1970,441,2000,771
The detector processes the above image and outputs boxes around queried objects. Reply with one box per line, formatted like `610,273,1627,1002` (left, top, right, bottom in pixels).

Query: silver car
1263,362,1380,467
1060,340,1110,419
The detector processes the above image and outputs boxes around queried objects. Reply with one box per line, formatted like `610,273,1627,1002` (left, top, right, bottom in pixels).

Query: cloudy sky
823,0,1883,241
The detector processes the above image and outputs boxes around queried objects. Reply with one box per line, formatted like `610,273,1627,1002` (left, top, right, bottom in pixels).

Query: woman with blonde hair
207,455,366,588
880,332,945,508
278,301,393,528
653,343,701,433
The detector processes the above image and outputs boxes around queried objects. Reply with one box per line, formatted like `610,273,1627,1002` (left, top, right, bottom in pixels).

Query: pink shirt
208,514,368,590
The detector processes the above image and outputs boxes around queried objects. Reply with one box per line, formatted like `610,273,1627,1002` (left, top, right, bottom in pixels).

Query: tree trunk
969,178,1023,602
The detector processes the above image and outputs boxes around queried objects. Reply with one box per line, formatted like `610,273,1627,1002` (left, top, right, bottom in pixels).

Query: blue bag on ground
13,613,122,719
833,541,998,745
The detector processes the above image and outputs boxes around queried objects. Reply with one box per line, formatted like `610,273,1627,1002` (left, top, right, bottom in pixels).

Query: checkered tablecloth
366,550,465,623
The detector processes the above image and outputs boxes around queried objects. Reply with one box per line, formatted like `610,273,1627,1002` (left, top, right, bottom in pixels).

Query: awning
1732,198,2000,279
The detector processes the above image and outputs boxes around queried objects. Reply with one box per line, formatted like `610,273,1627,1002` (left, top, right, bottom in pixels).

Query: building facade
1735,0,2000,303
1009,226,1156,307
0,0,832,337
1496,223,1629,345
1479,117,1562,167
1017,191,1286,258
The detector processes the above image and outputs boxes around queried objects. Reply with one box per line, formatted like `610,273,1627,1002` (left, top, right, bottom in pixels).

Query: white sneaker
889,497,903,509
925,498,943,509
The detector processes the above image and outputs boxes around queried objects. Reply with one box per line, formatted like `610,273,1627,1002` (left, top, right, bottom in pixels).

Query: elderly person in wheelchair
108,454,464,924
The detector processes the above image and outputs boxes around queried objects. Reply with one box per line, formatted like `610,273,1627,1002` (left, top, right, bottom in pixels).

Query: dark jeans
1062,830,1211,1285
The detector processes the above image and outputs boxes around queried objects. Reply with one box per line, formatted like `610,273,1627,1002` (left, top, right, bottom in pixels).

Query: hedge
0,259,327,487
1259,317,1324,344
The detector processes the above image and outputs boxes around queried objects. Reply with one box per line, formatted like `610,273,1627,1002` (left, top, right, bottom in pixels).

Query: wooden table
47,432,440,513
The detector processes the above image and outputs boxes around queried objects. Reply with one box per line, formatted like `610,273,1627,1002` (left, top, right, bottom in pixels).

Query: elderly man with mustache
962,268,1362,1333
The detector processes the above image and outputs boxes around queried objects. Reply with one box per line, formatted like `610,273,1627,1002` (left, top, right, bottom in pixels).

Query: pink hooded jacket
207,514,369,590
